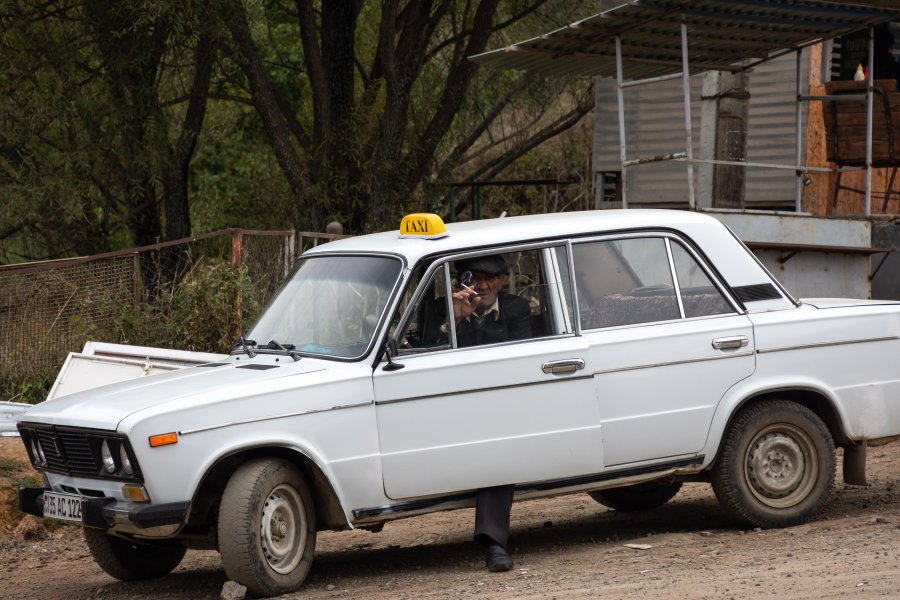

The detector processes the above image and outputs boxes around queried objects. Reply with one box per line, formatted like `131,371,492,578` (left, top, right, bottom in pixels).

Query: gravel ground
2,438,900,599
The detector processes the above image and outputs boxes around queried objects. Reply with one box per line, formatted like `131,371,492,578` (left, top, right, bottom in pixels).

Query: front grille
20,425,142,482
59,431,98,474
34,429,71,472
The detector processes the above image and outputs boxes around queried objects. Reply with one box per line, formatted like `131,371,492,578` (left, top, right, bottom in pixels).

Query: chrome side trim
178,401,372,435
374,373,595,406
757,336,900,355
592,350,754,376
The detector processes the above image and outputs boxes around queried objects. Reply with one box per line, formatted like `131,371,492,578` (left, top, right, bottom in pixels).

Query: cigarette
461,283,479,295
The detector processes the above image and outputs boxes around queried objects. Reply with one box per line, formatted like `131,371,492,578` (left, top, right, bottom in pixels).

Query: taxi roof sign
399,213,448,239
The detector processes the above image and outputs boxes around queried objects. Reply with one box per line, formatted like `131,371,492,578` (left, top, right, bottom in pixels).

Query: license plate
42,491,83,523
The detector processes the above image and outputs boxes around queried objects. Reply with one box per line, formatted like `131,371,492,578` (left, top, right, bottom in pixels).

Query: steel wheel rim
260,483,307,574
744,423,818,509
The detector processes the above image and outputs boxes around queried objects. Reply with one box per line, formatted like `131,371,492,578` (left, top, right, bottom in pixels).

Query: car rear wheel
711,399,835,528
588,481,683,511
218,459,316,597
83,528,186,580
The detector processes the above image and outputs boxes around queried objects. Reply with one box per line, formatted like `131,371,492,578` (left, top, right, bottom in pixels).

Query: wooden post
231,230,243,342
132,253,141,307
713,71,750,208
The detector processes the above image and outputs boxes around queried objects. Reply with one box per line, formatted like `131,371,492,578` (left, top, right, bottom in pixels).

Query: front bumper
19,487,189,531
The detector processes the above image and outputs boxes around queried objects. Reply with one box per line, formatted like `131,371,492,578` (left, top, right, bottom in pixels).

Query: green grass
0,456,24,476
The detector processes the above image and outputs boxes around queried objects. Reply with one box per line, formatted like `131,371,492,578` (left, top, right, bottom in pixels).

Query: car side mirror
382,339,404,371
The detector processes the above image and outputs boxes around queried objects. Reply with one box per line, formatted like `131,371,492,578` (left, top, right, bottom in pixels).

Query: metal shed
472,0,900,213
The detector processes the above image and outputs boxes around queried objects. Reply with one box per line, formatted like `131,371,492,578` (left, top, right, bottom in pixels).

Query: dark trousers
473,484,515,549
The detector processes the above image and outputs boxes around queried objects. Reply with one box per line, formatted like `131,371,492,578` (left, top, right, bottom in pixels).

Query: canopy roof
471,0,900,80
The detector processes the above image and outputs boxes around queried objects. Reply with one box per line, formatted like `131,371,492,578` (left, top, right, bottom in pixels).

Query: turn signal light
148,432,178,447
121,485,150,502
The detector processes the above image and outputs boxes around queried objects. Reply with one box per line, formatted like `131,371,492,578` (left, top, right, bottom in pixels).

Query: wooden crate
823,79,900,164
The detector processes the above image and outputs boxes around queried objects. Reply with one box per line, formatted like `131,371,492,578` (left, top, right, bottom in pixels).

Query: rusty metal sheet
471,0,900,80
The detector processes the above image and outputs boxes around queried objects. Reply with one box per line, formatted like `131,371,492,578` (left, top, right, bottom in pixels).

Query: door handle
712,336,749,350
541,358,586,375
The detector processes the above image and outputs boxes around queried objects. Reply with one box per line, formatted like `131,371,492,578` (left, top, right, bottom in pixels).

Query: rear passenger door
571,233,755,468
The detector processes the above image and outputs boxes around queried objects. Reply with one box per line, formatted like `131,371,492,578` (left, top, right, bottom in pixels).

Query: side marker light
149,432,178,447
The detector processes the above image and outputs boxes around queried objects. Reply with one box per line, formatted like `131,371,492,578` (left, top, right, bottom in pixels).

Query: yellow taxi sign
399,213,448,239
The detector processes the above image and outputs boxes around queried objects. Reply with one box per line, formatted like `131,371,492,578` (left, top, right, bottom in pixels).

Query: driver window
393,248,567,354
573,237,680,329
394,265,451,353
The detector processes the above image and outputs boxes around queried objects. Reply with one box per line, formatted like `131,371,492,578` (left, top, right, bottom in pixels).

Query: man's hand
452,288,482,323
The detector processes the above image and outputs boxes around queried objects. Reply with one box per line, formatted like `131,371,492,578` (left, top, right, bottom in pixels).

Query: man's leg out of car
474,485,515,572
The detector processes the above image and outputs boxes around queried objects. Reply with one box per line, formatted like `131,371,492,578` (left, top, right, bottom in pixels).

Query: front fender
189,440,352,531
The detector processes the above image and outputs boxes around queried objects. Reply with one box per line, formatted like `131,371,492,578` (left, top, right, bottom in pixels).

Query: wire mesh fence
0,256,137,382
0,228,302,400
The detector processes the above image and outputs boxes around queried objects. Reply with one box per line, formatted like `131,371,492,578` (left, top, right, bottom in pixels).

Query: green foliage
88,259,262,355
0,368,59,406
189,106,295,232
0,258,263,404
0,457,24,476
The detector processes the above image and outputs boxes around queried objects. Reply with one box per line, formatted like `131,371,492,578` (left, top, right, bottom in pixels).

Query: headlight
119,445,133,476
101,440,116,474
30,438,46,467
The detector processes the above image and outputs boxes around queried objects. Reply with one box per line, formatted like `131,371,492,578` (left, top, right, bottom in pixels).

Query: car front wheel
83,528,186,580
711,399,835,528
218,459,317,597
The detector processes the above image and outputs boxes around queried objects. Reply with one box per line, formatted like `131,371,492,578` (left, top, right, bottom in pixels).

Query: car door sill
353,456,704,522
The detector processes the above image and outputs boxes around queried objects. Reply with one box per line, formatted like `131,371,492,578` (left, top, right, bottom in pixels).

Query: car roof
304,209,720,264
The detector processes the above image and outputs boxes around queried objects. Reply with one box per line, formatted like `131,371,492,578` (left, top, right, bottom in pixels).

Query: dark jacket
457,292,532,347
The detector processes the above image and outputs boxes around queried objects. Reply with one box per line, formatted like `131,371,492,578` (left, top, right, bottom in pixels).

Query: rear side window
670,241,734,318
572,236,735,330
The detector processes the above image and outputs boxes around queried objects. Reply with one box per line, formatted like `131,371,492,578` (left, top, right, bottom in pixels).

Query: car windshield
246,255,403,359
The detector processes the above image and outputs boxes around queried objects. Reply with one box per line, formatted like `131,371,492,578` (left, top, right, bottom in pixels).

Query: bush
110,258,262,354
2,259,262,403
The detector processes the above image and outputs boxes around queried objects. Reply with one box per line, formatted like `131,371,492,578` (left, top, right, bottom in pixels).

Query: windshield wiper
264,339,302,362
235,337,257,358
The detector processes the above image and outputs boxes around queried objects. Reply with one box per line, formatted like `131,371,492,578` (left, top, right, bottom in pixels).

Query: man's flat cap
455,255,507,276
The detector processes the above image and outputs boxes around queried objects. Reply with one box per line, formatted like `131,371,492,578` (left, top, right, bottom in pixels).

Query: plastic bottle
854,63,866,81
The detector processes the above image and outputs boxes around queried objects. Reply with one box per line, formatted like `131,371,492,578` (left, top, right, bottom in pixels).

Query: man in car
451,255,532,572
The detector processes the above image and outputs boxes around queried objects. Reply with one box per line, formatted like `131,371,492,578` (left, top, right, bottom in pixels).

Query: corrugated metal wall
593,75,702,206
745,52,809,207
593,51,809,209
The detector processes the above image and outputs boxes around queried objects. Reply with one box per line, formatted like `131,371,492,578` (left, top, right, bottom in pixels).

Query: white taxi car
17,210,900,596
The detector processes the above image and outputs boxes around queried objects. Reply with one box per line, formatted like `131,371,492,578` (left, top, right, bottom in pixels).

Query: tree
220,0,594,233
1,0,595,263
0,0,215,261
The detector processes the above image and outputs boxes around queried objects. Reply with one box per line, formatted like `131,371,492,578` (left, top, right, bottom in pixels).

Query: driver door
372,247,603,500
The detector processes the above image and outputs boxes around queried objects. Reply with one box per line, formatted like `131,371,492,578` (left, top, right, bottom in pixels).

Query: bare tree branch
445,72,534,167
468,97,594,182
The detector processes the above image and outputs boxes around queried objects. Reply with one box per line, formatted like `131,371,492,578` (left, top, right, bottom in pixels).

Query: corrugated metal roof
471,0,900,80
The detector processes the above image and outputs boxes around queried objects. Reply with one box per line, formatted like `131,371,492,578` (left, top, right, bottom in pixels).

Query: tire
588,481,683,511
711,400,835,528
218,459,317,597
83,528,186,580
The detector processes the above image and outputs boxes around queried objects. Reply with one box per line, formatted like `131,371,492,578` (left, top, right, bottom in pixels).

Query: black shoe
485,544,514,572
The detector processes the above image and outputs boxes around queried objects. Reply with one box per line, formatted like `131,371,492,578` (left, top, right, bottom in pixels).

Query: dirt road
2,436,900,599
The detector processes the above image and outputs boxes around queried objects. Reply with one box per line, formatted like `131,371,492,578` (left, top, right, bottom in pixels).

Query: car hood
19,357,332,430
